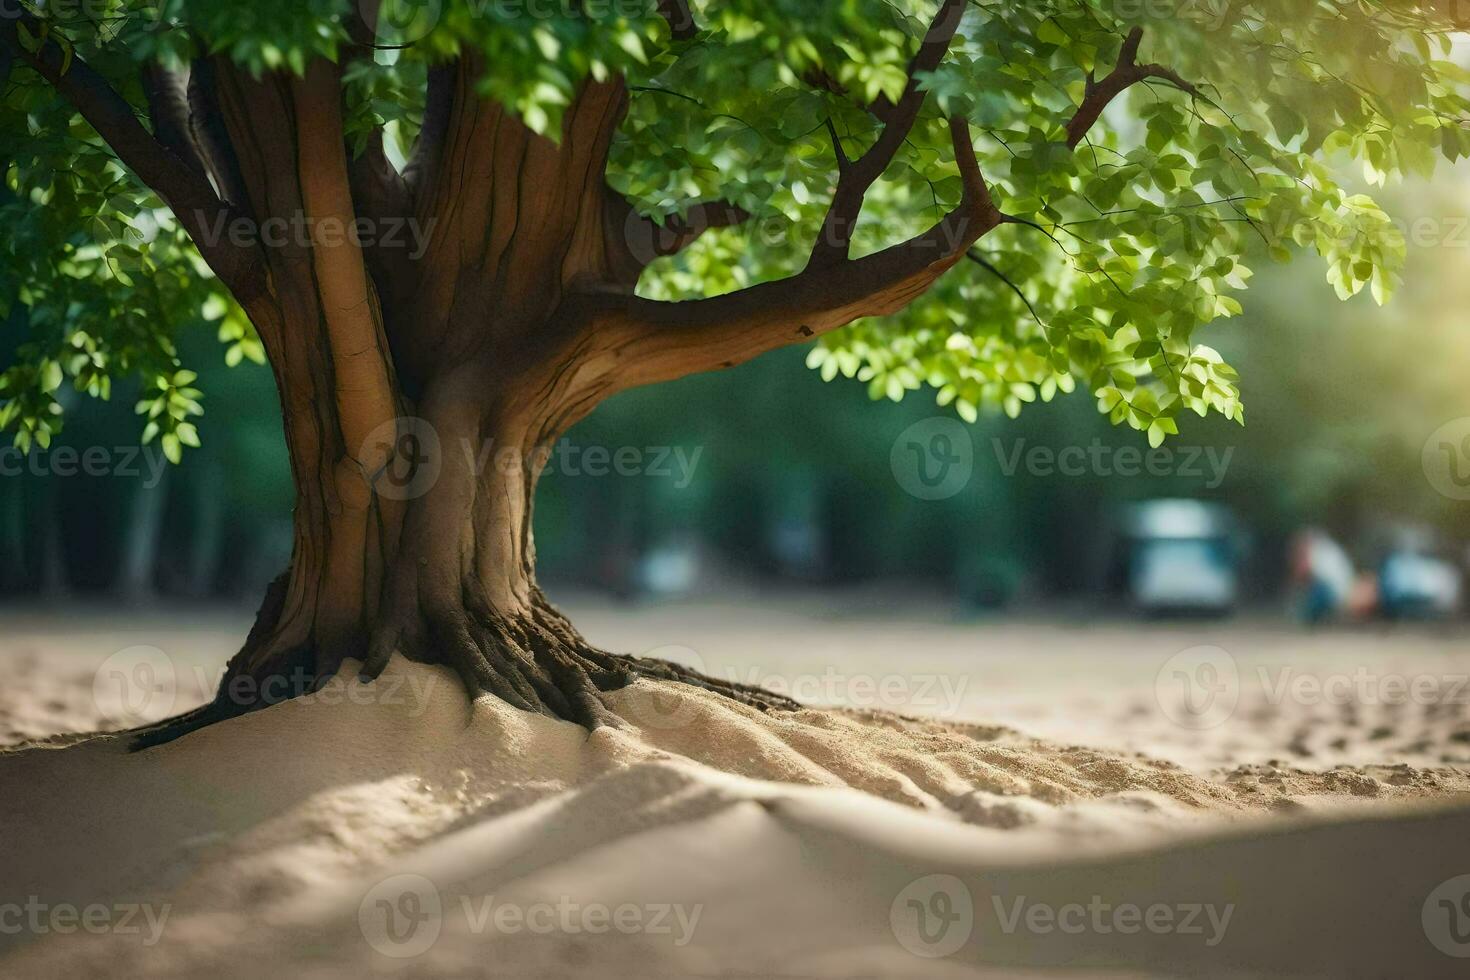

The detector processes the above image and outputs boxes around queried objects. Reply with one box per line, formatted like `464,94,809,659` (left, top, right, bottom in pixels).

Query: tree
3,0,1468,742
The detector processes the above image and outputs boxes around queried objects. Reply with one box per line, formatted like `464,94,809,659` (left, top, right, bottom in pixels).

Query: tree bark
135,351,794,746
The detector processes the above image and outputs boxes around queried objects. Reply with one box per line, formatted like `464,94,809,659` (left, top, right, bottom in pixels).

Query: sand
2,606,1470,978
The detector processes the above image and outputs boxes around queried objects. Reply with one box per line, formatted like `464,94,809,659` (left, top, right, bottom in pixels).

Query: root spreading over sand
2,659,1469,979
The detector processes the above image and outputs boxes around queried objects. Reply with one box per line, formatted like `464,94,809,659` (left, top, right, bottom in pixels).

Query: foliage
3,0,1470,455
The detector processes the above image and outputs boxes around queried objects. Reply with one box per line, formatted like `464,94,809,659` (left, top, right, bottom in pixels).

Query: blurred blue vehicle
1122,500,1238,615
1378,528,1461,620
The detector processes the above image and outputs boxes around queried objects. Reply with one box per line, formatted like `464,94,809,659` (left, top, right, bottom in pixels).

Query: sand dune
3,656,1470,978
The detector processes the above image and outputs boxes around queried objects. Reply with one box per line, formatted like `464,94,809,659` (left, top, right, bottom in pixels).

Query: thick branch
582,118,997,394
186,56,252,215
809,0,967,267
615,198,752,275
141,63,208,181
1,16,266,301
290,59,400,462
1064,26,1202,148
591,217,986,393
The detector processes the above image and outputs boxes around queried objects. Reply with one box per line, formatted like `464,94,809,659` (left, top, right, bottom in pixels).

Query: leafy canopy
3,0,1468,456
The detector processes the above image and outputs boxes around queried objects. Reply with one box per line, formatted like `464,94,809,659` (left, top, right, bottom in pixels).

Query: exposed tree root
130,585,797,751
375,585,798,731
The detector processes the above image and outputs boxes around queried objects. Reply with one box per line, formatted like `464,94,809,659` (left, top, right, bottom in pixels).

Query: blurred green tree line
5,175,1470,606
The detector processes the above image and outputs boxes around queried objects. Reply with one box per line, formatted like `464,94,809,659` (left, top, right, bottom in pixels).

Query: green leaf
41,361,64,394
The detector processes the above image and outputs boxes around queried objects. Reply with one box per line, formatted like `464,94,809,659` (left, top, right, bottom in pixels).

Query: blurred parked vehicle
1377,526,1462,620
1122,500,1239,616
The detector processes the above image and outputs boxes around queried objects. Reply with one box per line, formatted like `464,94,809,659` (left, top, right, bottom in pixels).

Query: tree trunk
135,355,791,746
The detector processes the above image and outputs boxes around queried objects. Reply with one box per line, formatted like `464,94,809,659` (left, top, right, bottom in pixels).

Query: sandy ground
2,595,1470,978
